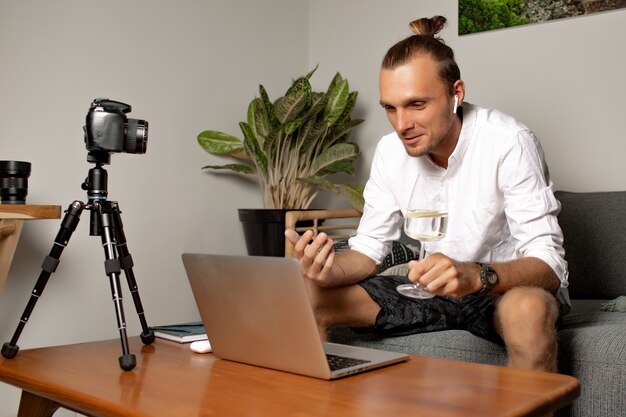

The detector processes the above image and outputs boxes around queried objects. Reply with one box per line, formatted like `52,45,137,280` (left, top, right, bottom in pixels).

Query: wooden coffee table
0,337,580,417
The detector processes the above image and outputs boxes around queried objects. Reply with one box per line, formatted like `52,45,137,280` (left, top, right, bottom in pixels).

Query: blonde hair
409,15,447,38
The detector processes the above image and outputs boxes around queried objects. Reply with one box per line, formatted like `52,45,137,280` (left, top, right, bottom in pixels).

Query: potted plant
197,67,365,256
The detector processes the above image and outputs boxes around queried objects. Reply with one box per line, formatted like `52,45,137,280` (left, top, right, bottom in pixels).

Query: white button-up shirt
349,103,570,307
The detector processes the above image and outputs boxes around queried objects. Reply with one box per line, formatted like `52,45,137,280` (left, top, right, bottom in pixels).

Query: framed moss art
459,0,626,35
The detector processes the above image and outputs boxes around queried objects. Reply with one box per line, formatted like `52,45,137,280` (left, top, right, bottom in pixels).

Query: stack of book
151,321,207,343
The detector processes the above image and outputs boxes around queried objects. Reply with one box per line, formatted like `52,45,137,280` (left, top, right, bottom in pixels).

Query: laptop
182,253,409,379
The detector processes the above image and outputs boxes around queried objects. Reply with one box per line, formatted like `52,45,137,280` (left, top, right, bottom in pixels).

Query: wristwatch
476,262,498,295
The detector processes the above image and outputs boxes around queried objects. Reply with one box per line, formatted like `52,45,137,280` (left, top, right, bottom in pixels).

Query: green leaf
302,92,326,121
246,100,258,140
324,78,350,127
304,64,319,80
328,119,364,145
201,163,255,174
248,98,270,139
274,91,307,124
298,120,326,155
240,121,268,176
299,176,338,193
288,93,326,137
337,91,359,124
310,143,359,175
326,72,344,96
341,183,365,211
259,84,280,128
263,128,283,160
316,159,356,176
197,130,244,155
285,76,312,101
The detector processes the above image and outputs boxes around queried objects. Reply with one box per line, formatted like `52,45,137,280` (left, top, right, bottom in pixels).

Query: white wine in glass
396,209,449,299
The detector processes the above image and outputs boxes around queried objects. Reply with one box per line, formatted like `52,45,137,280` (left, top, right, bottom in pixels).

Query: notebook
182,253,409,379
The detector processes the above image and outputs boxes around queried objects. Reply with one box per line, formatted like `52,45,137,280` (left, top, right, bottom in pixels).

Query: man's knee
495,286,559,335
494,286,560,372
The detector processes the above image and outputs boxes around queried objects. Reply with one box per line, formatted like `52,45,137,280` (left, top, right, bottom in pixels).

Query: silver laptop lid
182,253,334,379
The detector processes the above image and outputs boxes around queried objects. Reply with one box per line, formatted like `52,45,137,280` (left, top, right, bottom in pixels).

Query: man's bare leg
495,287,560,372
304,279,380,340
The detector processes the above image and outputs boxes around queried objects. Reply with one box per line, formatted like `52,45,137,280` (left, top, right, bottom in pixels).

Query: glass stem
415,242,426,289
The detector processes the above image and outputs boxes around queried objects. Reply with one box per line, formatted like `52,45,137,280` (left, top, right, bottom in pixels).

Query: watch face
487,273,498,284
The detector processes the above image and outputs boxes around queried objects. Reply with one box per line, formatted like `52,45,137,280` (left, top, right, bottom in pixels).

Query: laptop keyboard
326,354,371,371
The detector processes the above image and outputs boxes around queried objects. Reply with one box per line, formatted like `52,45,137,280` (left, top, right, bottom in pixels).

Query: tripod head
82,159,108,200
81,159,109,236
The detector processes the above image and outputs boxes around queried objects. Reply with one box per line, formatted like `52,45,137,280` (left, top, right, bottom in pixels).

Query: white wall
0,1,307,415
1,0,624,416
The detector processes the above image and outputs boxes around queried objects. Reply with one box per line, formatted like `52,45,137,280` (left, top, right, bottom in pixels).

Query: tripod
1,154,155,371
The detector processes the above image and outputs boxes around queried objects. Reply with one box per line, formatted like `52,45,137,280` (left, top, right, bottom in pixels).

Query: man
285,16,569,373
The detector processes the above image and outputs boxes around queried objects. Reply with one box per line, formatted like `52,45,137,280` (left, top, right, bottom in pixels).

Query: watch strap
476,262,498,295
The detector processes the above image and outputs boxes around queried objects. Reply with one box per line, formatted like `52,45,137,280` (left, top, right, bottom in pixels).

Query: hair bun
409,16,447,37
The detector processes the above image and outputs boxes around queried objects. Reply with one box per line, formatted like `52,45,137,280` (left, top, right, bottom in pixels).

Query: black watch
476,262,498,295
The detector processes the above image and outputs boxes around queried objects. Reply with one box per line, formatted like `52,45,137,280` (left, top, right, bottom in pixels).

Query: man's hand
285,229,336,286
408,253,482,298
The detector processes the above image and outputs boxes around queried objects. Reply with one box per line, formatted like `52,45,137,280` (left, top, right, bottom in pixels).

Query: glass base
396,283,436,299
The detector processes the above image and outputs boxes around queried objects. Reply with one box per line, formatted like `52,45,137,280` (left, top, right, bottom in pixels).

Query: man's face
379,55,460,165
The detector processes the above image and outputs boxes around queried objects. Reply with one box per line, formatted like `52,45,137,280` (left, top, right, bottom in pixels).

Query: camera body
84,98,148,160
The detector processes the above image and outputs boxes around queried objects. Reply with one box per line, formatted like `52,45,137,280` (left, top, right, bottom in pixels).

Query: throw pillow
332,239,418,274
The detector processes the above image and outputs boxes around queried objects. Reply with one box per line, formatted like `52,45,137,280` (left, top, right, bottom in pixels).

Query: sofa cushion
555,191,626,299
556,299,626,417
328,325,507,365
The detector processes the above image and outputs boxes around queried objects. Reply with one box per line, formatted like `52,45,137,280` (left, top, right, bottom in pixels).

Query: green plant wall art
459,0,626,35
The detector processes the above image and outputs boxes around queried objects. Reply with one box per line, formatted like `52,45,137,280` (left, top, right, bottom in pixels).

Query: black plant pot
238,208,319,257
238,209,290,257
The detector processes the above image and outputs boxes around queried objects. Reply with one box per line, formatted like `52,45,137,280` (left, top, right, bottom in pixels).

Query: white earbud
453,95,459,114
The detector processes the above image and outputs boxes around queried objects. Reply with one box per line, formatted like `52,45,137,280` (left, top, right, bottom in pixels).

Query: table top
0,337,580,417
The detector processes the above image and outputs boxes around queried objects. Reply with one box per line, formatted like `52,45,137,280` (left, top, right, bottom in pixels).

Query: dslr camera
84,98,148,163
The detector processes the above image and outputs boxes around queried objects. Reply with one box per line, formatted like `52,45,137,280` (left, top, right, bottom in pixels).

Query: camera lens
124,119,148,154
0,161,31,205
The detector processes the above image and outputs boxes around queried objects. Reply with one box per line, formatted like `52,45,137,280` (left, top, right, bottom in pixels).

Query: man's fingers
284,228,300,244
291,230,315,258
303,232,331,259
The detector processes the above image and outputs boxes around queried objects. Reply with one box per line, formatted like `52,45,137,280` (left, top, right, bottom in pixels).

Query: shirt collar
448,102,477,166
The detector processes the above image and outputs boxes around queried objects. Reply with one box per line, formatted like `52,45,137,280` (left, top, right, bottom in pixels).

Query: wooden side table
0,204,61,297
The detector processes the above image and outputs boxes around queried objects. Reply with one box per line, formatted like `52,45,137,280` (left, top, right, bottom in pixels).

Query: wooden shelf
0,204,62,220
0,204,61,297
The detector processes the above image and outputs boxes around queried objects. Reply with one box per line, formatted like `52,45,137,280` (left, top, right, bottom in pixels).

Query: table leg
0,219,24,296
17,390,61,417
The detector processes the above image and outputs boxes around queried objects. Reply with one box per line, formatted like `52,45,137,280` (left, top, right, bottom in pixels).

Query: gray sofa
329,191,626,417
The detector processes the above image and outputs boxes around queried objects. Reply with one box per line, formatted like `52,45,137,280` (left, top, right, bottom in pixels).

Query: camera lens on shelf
0,161,32,204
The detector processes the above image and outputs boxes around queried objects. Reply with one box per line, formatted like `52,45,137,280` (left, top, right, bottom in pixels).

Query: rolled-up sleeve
500,130,569,289
349,137,404,264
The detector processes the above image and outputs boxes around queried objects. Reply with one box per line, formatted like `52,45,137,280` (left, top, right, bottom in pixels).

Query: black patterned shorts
358,274,503,344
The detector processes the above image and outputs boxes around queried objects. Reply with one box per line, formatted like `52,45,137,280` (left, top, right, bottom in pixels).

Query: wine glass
396,203,448,299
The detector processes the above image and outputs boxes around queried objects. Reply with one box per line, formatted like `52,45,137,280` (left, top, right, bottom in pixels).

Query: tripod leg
96,202,136,371
110,202,154,345
2,202,83,359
